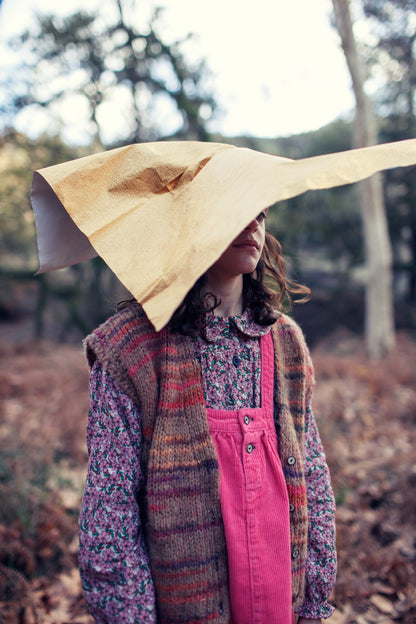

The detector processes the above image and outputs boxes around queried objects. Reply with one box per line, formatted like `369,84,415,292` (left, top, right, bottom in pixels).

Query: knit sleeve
78,361,156,623
295,405,337,620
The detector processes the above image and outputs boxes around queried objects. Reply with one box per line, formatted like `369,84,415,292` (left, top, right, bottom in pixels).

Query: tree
361,0,416,303
332,0,395,358
5,0,216,147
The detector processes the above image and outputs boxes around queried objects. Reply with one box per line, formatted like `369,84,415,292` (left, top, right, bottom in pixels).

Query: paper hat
31,139,416,330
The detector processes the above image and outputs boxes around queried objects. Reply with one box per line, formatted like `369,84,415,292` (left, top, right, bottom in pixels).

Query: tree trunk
332,0,395,358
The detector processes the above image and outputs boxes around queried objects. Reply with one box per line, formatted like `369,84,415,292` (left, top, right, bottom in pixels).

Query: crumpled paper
31,139,416,330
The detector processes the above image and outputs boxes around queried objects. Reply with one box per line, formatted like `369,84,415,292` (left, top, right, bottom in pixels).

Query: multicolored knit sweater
83,303,327,623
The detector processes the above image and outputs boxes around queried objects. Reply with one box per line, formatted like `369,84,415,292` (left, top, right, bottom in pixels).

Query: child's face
208,209,267,279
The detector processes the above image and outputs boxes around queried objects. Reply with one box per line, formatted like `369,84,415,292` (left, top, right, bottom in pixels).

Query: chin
231,254,260,274
209,247,261,278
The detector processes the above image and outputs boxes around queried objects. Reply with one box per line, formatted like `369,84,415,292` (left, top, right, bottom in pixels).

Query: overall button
292,548,300,560
287,456,296,466
289,502,295,513
232,355,241,367
246,443,255,454
243,415,251,426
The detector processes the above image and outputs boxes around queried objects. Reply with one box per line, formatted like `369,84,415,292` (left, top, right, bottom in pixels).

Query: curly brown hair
169,232,311,336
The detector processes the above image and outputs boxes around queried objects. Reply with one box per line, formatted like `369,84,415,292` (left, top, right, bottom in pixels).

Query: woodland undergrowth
0,332,415,623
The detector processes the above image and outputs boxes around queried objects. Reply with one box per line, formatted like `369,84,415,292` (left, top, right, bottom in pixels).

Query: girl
79,209,336,623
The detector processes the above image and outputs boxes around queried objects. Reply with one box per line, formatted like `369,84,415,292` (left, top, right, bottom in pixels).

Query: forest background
0,0,415,622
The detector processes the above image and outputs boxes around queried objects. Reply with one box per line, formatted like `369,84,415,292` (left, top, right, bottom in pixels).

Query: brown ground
0,329,415,623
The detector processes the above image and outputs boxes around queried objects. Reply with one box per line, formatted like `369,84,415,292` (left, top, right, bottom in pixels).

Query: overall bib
207,331,293,624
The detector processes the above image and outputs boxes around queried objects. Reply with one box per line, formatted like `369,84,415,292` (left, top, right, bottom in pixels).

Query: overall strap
260,330,275,412
271,315,311,608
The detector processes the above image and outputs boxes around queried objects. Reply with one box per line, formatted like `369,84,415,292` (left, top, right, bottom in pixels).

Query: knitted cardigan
85,303,314,624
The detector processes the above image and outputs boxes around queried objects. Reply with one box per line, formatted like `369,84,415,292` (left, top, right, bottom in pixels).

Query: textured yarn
85,303,312,622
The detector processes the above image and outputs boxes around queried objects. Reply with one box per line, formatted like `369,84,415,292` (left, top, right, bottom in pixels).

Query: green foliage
0,131,82,266
263,120,363,284
276,118,353,159
0,131,95,331
269,186,363,273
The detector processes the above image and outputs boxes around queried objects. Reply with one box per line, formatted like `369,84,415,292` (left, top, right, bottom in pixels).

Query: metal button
246,443,255,454
243,415,251,425
232,355,241,367
287,456,296,466
292,548,300,560
289,502,295,513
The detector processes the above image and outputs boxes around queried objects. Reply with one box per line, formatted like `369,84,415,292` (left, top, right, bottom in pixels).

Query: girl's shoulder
273,312,308,342
272,313,315,390
84,302,158,369
272,312,313,360
100,301,152,334
84,303,163,407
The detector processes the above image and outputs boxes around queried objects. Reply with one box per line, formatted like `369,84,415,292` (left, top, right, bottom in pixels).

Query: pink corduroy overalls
206,331,294,624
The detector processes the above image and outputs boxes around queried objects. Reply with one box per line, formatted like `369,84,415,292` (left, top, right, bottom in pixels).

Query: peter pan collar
203,308,272,342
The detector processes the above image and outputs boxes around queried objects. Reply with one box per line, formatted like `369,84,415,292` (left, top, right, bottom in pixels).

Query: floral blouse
79,311,336,622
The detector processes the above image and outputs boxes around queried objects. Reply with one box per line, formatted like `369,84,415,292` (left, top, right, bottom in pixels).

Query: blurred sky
0,0,356,139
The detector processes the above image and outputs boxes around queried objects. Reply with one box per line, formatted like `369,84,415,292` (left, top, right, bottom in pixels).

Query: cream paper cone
31,139,416,330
